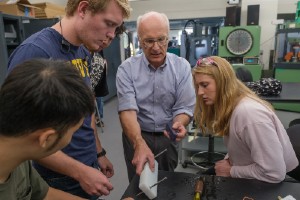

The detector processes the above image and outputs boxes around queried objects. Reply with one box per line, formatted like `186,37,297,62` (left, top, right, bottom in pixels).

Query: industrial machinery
180,20,220,66
272,1,300,112
274,24,300,82
273,1,300,82
218,25,262,81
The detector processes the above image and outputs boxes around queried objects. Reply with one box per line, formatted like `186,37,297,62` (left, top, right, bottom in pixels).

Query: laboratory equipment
218,25,262,81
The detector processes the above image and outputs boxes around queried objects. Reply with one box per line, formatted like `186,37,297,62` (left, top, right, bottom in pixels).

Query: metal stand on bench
190,134,225,170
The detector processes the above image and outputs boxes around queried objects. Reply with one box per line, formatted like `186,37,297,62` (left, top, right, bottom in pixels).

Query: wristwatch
97,148,106,158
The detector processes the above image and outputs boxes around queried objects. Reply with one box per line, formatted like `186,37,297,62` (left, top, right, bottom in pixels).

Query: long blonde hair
192,56,273,136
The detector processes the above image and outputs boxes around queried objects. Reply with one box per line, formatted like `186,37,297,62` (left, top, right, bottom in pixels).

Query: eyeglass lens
144,37,168,47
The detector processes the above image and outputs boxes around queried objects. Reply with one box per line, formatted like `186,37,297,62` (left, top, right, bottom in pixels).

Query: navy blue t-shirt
7,28,97,178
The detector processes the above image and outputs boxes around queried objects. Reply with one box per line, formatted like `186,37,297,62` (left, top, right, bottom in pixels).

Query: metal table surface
122,171,300,200
262,82,300,103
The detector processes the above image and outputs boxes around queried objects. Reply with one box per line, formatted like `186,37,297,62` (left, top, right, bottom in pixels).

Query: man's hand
118,110,155,176
98,156,114,178
164,121,187,142
215,159,232,177
76,166,113,196
132,141,155,175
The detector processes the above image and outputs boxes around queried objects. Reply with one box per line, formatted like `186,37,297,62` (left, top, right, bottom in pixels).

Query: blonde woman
193,56,298,183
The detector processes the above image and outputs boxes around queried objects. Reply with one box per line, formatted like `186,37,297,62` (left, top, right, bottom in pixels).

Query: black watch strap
97,148,106,158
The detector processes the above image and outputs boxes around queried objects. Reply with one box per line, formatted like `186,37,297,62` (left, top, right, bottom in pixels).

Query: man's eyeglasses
196,57,218,68
143,36,168,48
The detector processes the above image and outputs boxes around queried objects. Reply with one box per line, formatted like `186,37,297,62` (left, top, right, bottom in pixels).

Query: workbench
122,171,300,199
262,82,300,103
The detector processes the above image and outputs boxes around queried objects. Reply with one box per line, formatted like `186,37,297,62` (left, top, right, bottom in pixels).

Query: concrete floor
98,97,300,200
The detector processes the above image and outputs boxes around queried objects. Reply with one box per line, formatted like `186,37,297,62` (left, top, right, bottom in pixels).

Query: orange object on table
284,52,294,62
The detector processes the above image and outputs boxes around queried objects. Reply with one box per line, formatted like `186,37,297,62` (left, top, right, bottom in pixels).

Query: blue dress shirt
116,53,196,132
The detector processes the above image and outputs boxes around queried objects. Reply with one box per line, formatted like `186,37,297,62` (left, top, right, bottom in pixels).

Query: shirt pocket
161,90,176,108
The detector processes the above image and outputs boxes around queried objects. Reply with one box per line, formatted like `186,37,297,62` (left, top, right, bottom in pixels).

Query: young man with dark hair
0,58,95,199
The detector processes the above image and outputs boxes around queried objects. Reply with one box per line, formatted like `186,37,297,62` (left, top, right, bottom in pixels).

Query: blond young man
7,0,131,199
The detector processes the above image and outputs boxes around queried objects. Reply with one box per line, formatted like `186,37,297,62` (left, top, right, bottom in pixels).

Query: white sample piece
281,195,296,200
139,160,158,199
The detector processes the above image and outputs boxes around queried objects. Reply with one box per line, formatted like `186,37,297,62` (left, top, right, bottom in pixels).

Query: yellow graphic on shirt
71,59,90,77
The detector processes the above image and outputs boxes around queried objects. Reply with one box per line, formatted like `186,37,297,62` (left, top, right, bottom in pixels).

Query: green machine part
167,48,180,56
295,1,300,23
274,68,300,112
275,69,300,82
273,103,300,113
218,26,261,57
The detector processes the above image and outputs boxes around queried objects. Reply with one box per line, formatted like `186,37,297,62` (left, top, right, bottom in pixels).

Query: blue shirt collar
141,53,167,71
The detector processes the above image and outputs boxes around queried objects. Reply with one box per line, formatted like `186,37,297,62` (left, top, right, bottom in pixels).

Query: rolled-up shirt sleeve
116,62,139,112
172,58,195,119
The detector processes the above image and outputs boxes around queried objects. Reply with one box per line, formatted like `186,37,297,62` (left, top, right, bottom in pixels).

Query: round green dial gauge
226,29,253,56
